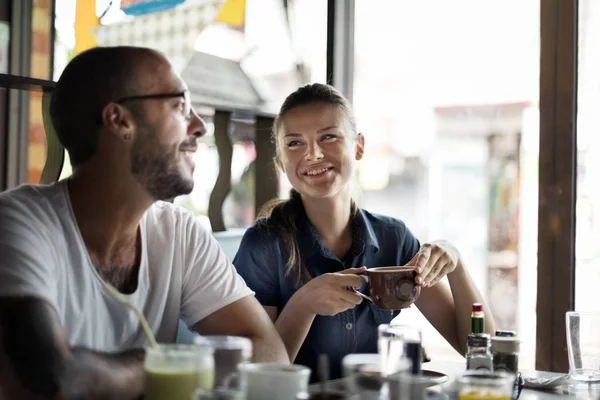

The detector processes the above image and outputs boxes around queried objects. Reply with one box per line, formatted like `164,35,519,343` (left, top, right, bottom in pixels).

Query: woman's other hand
407,241,461,288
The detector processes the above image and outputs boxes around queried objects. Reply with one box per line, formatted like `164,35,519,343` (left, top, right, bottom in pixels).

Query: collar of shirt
296,207,380,264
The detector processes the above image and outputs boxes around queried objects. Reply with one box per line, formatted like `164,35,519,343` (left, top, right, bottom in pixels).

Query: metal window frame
0,2,10,189
2,0,58,190
326,0,355,103
5,0,32,189
49,0,56,81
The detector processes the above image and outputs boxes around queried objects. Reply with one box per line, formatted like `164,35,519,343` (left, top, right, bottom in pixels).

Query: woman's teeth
305,167,331,176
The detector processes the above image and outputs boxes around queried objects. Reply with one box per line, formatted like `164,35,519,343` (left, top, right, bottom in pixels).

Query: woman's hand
295,267,366,316
407,241,461,288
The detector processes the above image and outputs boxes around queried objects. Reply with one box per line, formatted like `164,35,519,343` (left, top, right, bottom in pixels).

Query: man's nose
188,108,207,138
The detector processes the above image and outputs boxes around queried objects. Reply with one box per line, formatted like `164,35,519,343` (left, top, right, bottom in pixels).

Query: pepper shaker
491,335,520,374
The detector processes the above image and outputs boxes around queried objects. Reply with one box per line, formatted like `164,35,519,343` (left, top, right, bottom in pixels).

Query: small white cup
238,363,310,400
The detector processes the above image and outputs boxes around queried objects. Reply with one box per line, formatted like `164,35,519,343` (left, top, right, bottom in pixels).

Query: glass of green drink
145,343,215,400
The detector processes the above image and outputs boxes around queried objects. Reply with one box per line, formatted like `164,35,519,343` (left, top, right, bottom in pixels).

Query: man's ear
100,102,136,142
355,133,365,160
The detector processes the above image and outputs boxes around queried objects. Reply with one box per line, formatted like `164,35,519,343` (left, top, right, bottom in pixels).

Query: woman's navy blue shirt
232,208,420,381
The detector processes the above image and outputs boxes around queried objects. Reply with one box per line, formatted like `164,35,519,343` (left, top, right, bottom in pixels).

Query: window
353,0,540,368
576,0,600,313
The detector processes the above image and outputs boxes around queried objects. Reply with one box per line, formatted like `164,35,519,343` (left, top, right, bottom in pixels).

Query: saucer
421,369,450,386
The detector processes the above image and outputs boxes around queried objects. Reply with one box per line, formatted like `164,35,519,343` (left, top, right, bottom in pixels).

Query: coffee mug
354,267,421,310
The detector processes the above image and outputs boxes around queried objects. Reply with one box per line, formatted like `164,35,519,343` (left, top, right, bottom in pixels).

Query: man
0,46,288,399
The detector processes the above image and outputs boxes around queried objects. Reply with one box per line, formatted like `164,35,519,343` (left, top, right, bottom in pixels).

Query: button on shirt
233,208,420,381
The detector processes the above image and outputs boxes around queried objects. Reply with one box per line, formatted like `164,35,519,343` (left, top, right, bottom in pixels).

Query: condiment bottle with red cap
471,303,484,334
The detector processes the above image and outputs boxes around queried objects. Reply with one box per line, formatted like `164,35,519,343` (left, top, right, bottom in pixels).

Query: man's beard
129,127,195,201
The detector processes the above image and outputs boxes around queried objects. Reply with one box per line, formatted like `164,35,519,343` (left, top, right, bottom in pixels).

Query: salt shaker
466,333,493,371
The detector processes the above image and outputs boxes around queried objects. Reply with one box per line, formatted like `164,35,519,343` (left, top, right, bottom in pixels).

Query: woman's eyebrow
283,126,339,138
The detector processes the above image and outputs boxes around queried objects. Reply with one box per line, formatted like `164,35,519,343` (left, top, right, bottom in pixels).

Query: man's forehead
138,72,188,95
135,55,187,92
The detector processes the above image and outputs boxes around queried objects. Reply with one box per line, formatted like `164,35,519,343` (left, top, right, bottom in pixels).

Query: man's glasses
98,91,192,123
116,92,187,105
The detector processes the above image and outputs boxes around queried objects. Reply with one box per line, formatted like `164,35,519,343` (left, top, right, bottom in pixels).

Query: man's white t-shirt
0,180,254,352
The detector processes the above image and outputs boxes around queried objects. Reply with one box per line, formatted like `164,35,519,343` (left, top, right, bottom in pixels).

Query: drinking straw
99,278,159,349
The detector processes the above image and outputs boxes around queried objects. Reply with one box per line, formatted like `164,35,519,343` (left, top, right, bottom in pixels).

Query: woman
233,83,495,380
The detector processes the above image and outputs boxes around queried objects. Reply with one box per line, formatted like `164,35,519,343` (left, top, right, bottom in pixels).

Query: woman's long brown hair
257,83,359,285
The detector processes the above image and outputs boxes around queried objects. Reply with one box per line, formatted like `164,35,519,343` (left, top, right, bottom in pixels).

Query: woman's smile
301,166,335,185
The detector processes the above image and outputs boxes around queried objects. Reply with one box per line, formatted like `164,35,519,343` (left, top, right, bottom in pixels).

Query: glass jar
491,336,519,374
466,333,493,371
144,343,215,400
378,324,422,376
195,335,252,390
457,370,515,400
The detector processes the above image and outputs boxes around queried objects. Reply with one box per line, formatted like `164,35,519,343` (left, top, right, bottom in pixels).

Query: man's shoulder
0,181,63,200
0,182,66,218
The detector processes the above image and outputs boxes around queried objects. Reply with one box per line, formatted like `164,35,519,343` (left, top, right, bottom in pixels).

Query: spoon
348,287,374,304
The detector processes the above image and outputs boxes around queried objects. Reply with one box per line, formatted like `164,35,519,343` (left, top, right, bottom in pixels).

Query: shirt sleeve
398,221,421,265
0,195,58,308
179,217,254,327
233,226,282,308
